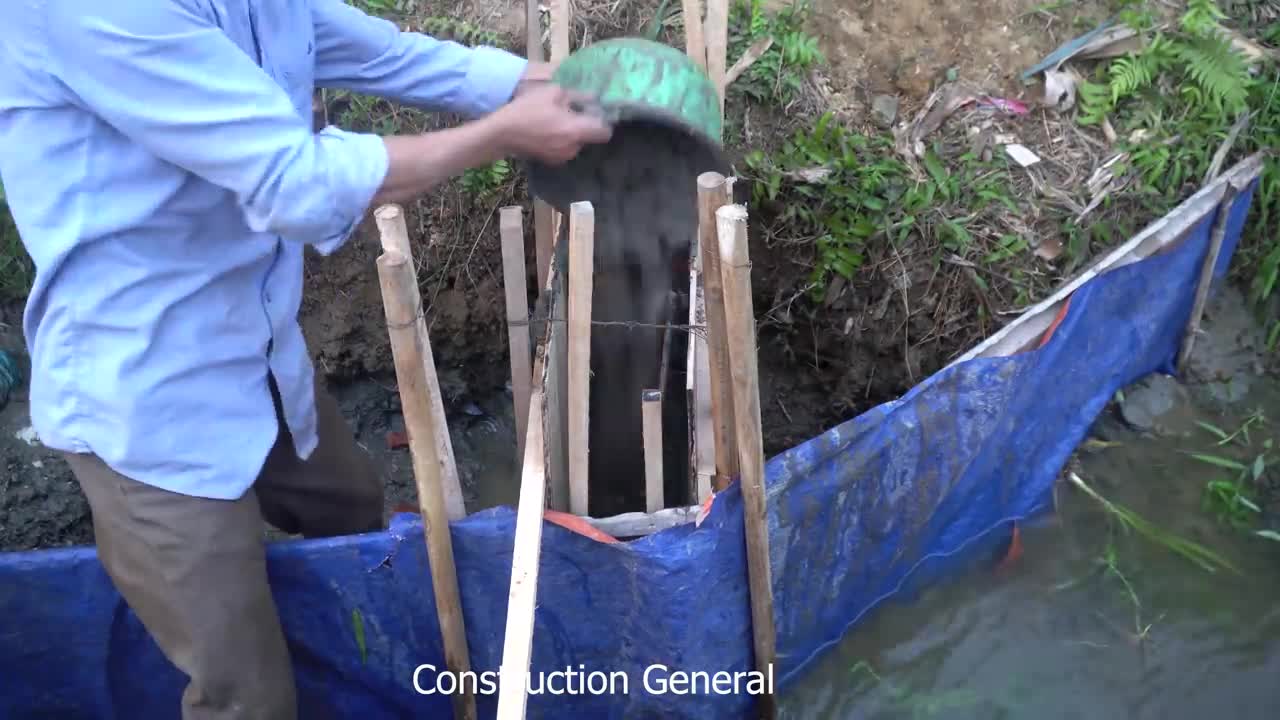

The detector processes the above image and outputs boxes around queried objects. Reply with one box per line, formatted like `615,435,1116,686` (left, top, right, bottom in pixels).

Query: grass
1191,412,1274,532
1067,471,1241,574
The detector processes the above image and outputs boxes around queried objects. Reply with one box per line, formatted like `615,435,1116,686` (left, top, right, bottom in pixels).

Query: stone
872,94,899,127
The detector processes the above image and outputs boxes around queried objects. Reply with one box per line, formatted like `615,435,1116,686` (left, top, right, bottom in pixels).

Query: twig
1202,111,1253,186
724,36,774,88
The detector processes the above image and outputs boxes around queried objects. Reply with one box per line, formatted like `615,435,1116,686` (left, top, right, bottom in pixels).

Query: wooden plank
543,222,571,512
704,0,729,115
697,172,737,490
567,202,594,516
375,246,476,720
716,203,778,720
550,0,570,62
526,0,543,62
495,212,574,719
500,206,533,464
949,153,1264,365
1178,182,1240,369
688,230,716,502
643,389,665,513
494,359,550,720
374,205,466,521
682,0,707,68
534,202,555,296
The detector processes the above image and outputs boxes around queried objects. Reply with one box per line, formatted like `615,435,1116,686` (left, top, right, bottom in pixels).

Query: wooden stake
550,0,570,62
642,389,665,514
376,248,476,720
1179,182,1239,371
374,205,466,520
534,203,555,294
682,0,707,68
567,201,594,516
697,172,738,490
704,0,729,116
716,203,777,720
526,0,543,62
501,206,533,463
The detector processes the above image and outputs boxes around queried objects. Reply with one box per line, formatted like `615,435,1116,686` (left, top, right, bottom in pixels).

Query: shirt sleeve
310,0,528,118
41,0,389,249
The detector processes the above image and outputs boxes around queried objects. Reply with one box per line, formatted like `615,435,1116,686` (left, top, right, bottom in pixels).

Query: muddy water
778,290,1280,720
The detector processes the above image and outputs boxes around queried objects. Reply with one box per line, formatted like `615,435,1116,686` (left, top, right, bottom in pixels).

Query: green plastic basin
526,37,729,210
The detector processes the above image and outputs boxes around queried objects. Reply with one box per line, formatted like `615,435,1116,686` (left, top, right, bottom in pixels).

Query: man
0,1,612,717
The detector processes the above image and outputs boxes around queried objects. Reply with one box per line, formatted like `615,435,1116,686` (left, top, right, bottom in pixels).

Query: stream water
776,293,1280,720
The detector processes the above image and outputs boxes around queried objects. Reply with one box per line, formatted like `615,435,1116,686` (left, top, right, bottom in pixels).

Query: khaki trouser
63,372,384,720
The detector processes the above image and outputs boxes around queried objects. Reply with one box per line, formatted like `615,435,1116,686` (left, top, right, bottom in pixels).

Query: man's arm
310,0,528,118
42,2,609,246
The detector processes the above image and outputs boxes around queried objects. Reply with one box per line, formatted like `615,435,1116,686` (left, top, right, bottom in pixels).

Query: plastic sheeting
0,180,1257,719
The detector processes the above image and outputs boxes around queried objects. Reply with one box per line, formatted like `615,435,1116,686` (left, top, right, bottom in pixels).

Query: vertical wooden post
501,206,533,463
642,389,665,513
683,0,707,68
704,0,729,115
698,172,738,490
376,246,476,720
1178,182,1239,370
528,0,554,294
567,202,594,516
716,203,777,720
374,205,466,521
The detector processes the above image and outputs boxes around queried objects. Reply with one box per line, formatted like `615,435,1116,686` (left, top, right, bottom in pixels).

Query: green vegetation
1192,412,1274,534
1067,472,1241,574
1075,0,1280,304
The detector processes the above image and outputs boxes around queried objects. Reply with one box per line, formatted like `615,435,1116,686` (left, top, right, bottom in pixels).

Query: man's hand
490,84,613,165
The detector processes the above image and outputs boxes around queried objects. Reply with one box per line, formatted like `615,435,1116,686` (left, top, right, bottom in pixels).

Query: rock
1118,373,1196,437
872,94,899,127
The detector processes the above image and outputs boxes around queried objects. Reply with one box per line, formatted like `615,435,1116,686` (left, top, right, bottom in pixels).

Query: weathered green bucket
526,37,730,210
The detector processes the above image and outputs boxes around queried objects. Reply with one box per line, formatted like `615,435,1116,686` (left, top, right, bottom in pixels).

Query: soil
807,0,1112,119
1,0,1274,552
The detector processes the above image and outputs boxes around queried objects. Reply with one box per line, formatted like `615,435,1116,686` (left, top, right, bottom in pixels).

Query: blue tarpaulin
0,179,1258,719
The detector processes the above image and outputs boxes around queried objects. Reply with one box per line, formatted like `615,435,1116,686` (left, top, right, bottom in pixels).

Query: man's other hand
491,84,613,165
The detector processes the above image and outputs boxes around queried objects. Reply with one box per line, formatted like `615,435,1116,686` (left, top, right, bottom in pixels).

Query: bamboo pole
374,205,466,520
716,203,777,720
643,389,665,513
567,201,594,516
704,0,729,115
501,206,534,463
697,172,738,490
1178,182,1239,370
682,0,707,68
376,247,476,720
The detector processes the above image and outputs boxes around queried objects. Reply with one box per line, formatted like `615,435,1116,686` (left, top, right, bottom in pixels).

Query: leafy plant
1079,1,1252,124
459,159,512,200
727,0,823,107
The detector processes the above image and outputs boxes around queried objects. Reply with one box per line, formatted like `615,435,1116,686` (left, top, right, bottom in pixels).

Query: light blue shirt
0,0,527,500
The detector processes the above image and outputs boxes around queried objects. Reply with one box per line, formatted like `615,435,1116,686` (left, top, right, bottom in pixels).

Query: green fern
1176,34,1252,115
